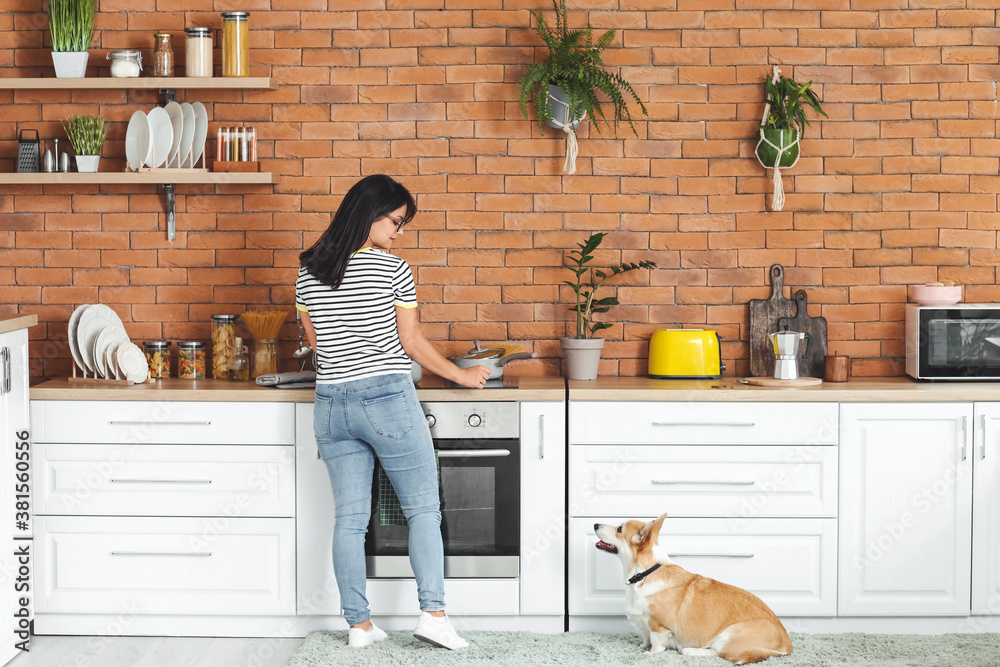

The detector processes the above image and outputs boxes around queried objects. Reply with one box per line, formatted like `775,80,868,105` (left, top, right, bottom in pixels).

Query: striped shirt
295,248,417,384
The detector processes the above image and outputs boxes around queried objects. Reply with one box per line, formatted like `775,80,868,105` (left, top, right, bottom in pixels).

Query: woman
296,175,491,650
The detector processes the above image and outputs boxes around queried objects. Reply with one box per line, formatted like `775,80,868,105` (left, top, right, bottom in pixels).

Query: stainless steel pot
450,350,537,380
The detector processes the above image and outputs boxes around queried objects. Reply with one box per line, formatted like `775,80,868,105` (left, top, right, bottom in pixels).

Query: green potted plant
561,232,656,380
47,0,98,78
62,114,108,172
755,66,828,210
517,0,647,174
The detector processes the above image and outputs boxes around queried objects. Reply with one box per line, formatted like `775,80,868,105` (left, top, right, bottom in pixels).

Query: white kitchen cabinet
973,402,1000,614
839,403,973,616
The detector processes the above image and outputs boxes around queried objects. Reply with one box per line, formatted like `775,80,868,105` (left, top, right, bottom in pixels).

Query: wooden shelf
0,172,275,185
0,77,277,91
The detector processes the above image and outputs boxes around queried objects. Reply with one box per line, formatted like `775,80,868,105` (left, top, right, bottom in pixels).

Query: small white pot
545,84,587,130
51,51,89,78
561,337,605,381
75,155,100,173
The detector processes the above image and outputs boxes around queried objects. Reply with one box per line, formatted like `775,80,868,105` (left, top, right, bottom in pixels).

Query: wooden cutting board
743,377,823,388
777,289,828,379
749,264,796,377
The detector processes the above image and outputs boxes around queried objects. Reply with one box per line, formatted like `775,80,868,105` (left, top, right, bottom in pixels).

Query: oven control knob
467,413,482,428
425,414,436,428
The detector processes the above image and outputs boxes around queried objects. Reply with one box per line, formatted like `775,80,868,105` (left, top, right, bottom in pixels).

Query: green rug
283,630,1000,666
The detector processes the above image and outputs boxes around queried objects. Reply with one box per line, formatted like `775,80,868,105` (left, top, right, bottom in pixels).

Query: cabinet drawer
35,443,294,517
570,402,838,446
570,445,837,518
34,516,295,616
31,400,294,445
569,517,837,617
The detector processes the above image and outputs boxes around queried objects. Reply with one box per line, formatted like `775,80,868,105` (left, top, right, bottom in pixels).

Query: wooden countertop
0,314,38,335
29,375,566,402
569,375,1000,402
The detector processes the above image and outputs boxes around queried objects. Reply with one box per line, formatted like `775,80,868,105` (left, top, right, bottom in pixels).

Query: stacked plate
68,305,148,383
125,101,209,171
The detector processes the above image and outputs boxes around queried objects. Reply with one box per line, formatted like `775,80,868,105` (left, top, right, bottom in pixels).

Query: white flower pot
75,155,100,173
51,51,89,78
561,337,605,381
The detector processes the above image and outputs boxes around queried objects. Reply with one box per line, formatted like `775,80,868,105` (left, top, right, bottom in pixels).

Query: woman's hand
396,306,494,388
456,364,493,389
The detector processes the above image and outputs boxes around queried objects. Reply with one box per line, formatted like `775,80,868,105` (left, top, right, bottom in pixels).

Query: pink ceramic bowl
910,283,962,306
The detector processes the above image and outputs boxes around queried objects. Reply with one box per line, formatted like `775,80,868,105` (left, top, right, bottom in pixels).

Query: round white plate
105,341,123,379
191,102,209,166
93,325,130,379
67,304,91,372
164,101,183,167
146,106,173,168
77,305,124,374
124,111,149,172
117,342,149,384
178,102,196,168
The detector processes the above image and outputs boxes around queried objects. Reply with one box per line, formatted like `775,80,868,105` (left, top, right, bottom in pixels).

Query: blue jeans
313,373,445,626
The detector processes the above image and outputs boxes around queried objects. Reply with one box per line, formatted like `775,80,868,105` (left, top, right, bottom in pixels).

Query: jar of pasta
185,27,212,78
211,314,238,379
143,341,171,379
178,341,206,379
221,12,249,77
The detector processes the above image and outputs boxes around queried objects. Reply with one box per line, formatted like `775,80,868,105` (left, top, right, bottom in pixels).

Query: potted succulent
62,114,108,172
517,0,647,174
561,232,656,380
755,65,828,211
47,0,98,78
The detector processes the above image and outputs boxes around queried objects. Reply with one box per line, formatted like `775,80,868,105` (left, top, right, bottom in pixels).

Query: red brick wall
3,0,999,379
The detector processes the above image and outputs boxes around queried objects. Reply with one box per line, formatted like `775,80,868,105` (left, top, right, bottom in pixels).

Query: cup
824,355,850,382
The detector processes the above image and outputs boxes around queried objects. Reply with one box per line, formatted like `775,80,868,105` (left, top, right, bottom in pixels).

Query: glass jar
251,338,277,379
221,12,249,77
107,49,142,78
231,337,250,381
143,341,171,379
153,32,174,77
178,341,206,379
185,27,212,78
211,314,238,379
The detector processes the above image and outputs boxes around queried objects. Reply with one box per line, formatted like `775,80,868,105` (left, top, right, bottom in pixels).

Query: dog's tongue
595,540,618,554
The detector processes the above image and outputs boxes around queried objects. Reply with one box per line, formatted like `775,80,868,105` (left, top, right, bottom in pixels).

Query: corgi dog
594,513,792,665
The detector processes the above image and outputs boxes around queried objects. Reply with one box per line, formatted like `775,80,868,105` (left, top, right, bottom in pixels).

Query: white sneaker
348,622,388,648
413,611,469,650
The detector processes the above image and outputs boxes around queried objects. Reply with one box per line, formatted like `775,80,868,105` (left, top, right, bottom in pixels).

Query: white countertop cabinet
974,403,1000,615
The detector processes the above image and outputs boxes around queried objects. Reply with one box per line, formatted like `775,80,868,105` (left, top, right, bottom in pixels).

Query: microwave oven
906,303,1000,380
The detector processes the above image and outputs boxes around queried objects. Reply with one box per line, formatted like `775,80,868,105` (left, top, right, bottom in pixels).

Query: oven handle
436,449,511,458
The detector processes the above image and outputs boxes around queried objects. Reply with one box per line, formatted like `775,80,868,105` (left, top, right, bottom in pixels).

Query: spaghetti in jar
221,12,249,77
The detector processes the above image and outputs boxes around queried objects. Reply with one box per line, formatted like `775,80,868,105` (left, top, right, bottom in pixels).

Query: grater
17,129,40,173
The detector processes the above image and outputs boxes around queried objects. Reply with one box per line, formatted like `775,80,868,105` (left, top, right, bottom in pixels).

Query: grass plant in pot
562,233,655,381
47,0,97,78
517,0,647,174
62,114,108,172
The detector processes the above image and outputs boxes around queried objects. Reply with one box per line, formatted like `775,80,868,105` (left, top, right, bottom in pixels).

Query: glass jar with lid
143,341,171,379
211,314,238,379
107,49,142,78
178,341,206,379
153,32,174,77
185,27,212,77
221,12,249,77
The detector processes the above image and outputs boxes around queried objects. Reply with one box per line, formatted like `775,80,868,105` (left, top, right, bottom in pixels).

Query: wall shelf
0,172,275,185
0,77,277,91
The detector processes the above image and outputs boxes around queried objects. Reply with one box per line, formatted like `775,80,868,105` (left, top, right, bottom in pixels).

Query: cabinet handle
983,414,989,461
668,552,755,559
652,480,756,486
110,551,212,557
538,413,545,460
110,478,213,484
108,420,212,426
0,347,10,396
652,421,755,428
962,416,968,462
437,449,510,458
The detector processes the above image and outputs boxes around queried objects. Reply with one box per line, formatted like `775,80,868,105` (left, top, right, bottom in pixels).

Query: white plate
178,102,196,168
146,106,173,168
117,342,149,384
77,305,124,374
67,304,91,372
104,341,123,379
164,101,183,167
191,101,209,166
124,111,149,172
93,325,130,379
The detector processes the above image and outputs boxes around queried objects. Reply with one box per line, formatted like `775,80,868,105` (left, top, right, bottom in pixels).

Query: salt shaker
42,149,55,173
59,151,71,173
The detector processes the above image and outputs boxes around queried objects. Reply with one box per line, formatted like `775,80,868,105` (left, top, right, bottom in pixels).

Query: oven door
366,438,520,578
918,307,1000,379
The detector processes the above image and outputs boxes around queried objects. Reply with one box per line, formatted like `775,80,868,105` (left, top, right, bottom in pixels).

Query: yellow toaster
647,329,725,379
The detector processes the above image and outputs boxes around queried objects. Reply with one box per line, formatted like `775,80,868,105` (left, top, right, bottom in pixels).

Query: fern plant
47,0,97,53
763,73,827,136
517,0,647,137
564,233,656,339
62,114,108,156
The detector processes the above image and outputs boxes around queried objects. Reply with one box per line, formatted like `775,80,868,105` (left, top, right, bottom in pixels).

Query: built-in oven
365,401,520,579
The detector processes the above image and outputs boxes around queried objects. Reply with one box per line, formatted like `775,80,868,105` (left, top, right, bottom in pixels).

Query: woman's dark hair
299,174,416,288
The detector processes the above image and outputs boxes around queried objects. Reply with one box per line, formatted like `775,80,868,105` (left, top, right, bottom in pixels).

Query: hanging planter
755,65,827,211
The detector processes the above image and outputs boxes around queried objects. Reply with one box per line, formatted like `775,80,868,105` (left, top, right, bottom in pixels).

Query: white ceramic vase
561,337,605,381
75,155,100,173
51,51,89,78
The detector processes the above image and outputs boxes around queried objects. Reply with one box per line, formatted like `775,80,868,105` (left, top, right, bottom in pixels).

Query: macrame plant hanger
547,94,584,175
756,65,800,212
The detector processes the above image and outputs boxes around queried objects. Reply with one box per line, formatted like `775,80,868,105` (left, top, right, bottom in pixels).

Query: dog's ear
633,512,669,546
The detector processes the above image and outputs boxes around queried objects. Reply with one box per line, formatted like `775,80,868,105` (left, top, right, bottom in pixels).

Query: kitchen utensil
647,328,725,379
146,106,173,168
164,101,184,167
93,325,130,379
77,305,125,373
116,342,149,383
777,290,828,379
42,149,55,172
749,264,796,377
67,304,92,371
742,376,822,388
770,327,811,380
125,110,150,171
824,355,849,382
910,283,962,307
59,151,70,173
17,129,40,172
178,102,195,167
450,351,537,380
191,101,209,165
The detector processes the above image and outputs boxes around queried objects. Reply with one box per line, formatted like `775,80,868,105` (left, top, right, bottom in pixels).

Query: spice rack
0,77,277,240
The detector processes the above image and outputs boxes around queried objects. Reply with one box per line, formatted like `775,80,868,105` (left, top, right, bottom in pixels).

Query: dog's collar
627,563,661,585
